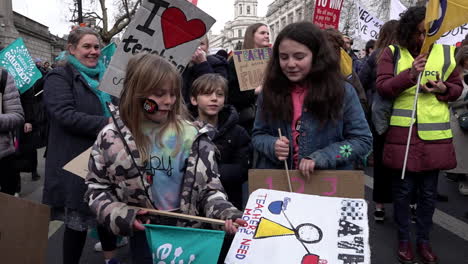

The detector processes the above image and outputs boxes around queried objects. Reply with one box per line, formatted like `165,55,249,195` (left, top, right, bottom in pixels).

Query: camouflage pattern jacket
85,104,243,236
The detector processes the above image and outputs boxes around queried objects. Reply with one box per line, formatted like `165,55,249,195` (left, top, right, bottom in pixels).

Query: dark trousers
372,133,393,203
130,230,152,264
0,154,20,195
392,170,439,242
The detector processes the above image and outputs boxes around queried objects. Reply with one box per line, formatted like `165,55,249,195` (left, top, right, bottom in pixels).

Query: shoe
374,208,385,222
397,240,414,264
417,242,438,264
410,204,417,224
32,171,41,181
436,193,448,202
445,172,462,182
94,237,128,252
459,182,468,196
14,192,20,198
106,258,120,264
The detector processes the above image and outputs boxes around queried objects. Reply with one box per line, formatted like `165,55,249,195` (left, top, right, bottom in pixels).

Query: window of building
288,13,294,24
247,6,251,15
239,4,242,15
296,8,303,21
281,17,287,28
238,29,242,37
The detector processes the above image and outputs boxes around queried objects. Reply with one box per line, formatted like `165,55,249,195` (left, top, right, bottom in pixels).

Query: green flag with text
0,38,42,94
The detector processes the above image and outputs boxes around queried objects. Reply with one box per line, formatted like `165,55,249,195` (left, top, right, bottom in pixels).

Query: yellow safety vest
389,44,456,140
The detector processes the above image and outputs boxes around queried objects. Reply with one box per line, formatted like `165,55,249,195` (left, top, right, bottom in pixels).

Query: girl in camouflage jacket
85,54,245,262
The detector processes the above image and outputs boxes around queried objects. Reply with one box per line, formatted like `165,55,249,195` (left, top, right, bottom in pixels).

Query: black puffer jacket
212,105,251,210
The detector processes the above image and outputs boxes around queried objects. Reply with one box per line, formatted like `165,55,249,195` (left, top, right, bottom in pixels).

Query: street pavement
16,148,468,263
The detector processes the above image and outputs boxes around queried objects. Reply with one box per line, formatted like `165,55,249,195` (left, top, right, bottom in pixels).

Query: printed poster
312,0,344,29
232,47,271,91
0,38,43,94
225,189,370,264
99,0,215,97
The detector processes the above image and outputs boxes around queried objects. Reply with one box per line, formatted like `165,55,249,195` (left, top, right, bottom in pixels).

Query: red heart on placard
161,7,206,49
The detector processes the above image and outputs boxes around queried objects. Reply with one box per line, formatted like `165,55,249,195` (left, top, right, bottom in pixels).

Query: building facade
209,0,266,52
0,0,66,62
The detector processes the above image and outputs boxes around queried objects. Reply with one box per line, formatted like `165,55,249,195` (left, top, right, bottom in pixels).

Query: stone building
209,0,266,52
0,0,66,63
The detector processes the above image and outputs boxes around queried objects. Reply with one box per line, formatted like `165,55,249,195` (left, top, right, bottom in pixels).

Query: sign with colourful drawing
224,189,370,264
248,170,364,199
232,47,272,91
0,38,43,94
144,224,225,263
99,0,215,97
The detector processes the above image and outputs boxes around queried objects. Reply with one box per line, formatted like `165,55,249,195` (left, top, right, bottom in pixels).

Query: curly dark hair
397,6,425,50
261,22,344,124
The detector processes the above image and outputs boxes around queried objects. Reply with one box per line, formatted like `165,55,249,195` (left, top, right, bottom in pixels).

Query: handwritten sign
232,47,271,91
248,169,364,199
312,0,344,29
356,4,383,41
225,189,370,264
99,0,215,97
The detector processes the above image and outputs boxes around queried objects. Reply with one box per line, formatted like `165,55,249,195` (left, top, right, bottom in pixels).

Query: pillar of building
0,0,19,47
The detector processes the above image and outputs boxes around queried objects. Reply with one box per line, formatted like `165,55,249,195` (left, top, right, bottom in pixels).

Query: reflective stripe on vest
389,44,456,140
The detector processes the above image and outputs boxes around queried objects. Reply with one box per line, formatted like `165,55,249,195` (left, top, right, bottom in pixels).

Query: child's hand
224,219,247,234
299,158,315,181
191,47,207,64
133,209,150,231
275,136,289,161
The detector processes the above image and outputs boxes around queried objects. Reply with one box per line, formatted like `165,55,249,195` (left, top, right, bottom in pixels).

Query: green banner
0,38,42,94
100,42,116,68
144,224,225,263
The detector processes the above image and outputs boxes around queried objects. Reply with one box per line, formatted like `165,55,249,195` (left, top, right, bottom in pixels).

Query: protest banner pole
132,207,240,227
278,129,293,192
401,72,423,180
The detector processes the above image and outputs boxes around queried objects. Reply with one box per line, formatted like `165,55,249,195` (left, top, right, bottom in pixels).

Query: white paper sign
356,4,383,41
225,189,370,264
99,0,215,97
390,0,466,46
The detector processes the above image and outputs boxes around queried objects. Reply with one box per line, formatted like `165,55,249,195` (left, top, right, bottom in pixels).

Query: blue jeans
392,170,439,242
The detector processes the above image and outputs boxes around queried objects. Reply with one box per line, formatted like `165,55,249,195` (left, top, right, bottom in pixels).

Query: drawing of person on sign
99,0,216,98
253,199,326,264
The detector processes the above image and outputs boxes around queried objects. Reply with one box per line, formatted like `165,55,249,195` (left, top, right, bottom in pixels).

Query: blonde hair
119,53,188,161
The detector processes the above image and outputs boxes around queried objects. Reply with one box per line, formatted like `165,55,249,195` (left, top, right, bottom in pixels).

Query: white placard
225,189,370,264
99,0,215,97
356,4,383,41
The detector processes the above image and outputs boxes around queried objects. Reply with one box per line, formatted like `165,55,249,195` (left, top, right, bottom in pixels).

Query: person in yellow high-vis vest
376,7,463,264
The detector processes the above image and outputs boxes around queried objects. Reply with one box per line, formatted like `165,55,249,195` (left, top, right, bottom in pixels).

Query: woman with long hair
85,53,245,264
227,23,270,133
252,21,372,177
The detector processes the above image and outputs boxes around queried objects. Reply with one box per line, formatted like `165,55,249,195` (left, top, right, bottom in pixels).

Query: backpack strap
0,69,7,95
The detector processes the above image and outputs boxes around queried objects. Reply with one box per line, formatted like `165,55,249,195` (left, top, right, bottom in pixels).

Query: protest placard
0,38,42,94
0,193,50,264
312,0,344,29
99,0,215,97
356,4,383,41
248,169,364,199
63,147,92,179
225,189,370,264
232,47,271,91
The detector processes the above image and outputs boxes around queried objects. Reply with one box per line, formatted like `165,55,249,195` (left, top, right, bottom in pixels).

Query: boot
417,242,438,264
32,171,41,181
397,240,414,264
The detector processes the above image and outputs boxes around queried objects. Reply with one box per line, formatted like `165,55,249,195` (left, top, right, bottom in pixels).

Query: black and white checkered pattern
340,200,364,221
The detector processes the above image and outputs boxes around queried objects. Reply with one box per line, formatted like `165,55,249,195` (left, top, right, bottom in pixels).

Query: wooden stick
278,128,293,192
131,207,239,227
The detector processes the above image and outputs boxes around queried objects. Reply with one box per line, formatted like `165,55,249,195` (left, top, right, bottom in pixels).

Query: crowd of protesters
1,5,468,264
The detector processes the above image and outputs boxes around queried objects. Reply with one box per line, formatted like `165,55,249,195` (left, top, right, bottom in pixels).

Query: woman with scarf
42,27,118,264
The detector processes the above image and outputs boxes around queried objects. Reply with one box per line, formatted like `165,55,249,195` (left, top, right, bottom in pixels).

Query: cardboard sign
248,169,364,199
0,193,50,264
225,189,370,264
63,147,92,179
0,38,43,94
99,0,215,97
232,48,271,91
312,0,344,29
356,4,383,41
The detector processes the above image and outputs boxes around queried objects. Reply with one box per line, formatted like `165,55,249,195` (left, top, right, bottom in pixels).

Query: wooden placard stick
278,128,293,192
131,207,239,227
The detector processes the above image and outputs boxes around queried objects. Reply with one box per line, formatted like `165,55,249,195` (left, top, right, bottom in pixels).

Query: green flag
144,224,225,263
100,42,116,68
0,38,43,94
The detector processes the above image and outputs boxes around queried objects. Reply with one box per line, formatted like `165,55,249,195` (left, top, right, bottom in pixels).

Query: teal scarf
67,55,112,117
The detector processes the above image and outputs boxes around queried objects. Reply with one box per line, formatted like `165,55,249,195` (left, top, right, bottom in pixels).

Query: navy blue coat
42,63,108,212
